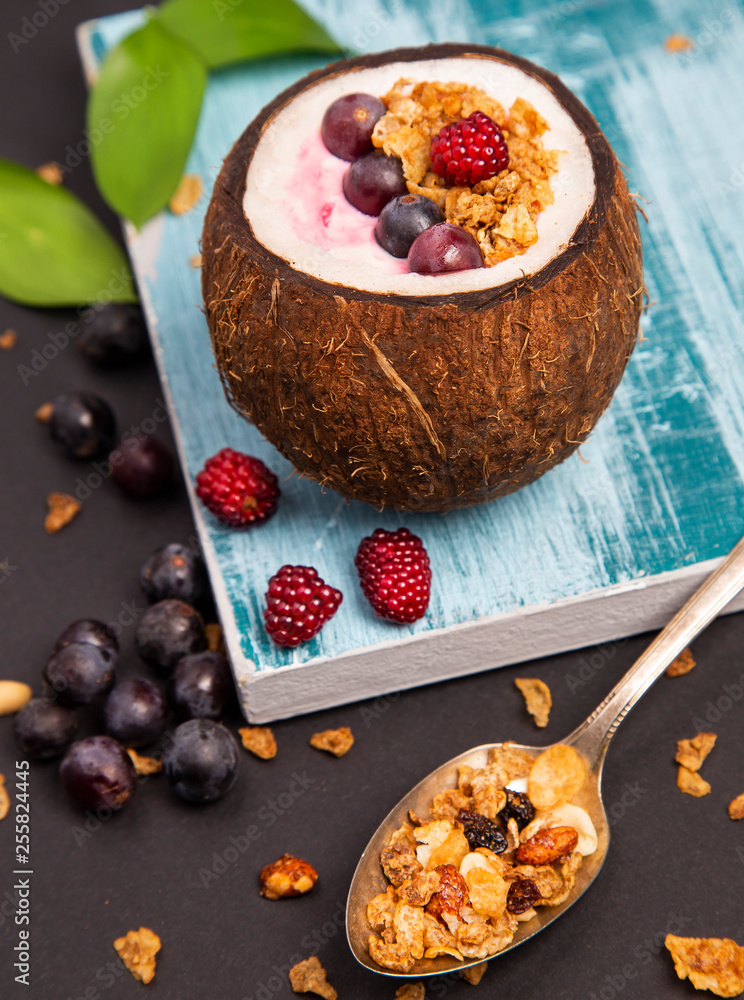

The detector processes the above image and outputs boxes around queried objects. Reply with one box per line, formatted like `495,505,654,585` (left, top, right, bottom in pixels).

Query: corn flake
728,793,744,820
289,956,338,999
395,984,426,1000
666,647,696,676
666,935,744,998
515,678,552,728
239,725,277,760
309,726,354,757
126,749,162,775
677,765,711,797
675,732,716,772
45,493,81,534
464,867,509,919
113,927,161,984
528,745,585,809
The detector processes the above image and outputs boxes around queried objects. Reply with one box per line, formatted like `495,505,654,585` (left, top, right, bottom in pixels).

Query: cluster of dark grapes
15,543,241,811
321,93,484,273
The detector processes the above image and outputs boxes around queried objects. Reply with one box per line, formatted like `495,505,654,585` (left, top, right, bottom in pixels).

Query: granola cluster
366,743,595,972
372,80,560,266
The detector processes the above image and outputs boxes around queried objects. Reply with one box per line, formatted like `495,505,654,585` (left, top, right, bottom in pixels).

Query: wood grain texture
79,0,744,720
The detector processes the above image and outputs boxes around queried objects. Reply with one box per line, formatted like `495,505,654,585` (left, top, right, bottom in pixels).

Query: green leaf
88,18,207,228
157,0,342,69
0,159,137,307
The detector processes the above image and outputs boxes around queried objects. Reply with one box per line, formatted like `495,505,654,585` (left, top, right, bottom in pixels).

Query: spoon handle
566,533,744,768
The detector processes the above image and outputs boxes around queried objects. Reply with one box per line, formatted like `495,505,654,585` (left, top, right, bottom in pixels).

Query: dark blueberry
499,789,535,831
457,809,508,853
375,194,445,257
167,652,233,720
506,877,542,914
342,151,407,216
78,304,149,367
54,618,119,663
140,543,208,606
321,92,386,162
60,736,136,812
135,599,207,673
407,222,485,274
14,698,78,760
42,642,116,706
163,719,238,803
43,392,116,459
110,433,174,498
103,679,168,748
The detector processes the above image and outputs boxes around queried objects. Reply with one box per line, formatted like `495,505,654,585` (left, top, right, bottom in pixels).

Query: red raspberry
355,527,431,624
430,111,509,187
264,565,342,647
195,448,279,527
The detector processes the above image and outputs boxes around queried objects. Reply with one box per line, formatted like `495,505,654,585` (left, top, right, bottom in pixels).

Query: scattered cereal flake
126,749,162,775
0,775,9,820
367,886,397,934
395,983,425,1000
189,252,203,268
169,174,202,215
664,34,694,53
426,829,470,871
676,732,717,772
665,935,744,998
0,329,18,351
528,745,585,810
382,840,423,886
239,725,277,760
36,162,64,185
35,401,53,423
486,743,535,780
431,787,471,822
728,793,744,820
369,934,416,973
205,622,225,652
309,726,354,757
113,927,161,984
460,961,487,985
515,678,552,728
666,647,696,676
464,867,509,919
45,493,81,534
289,956,337,999
677,765,711,797
394,901,426,960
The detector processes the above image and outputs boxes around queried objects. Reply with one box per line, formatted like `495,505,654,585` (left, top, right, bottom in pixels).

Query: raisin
499,789,535,831
506,877,541,914
425,864,469,924
457,809,508,853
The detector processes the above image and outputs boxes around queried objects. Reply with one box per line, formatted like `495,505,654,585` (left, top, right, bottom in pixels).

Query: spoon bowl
347,535,744,977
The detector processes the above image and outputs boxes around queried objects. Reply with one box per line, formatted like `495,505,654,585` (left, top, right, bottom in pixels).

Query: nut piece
0,775,9,820
665,934,744,997
515,677,551,728
515,826,579,865
45,493,81,534
728,793,744,820
126,749,162,775
289,956,337,999
0,681,33,716
665,647,696,676
309,726,354,757
260,853,318,900
395,984,425,1000
239,725,277,760
460,960,487,984
112,927,161,984
677,765,711,797
168,174,202,215
676,732,717,772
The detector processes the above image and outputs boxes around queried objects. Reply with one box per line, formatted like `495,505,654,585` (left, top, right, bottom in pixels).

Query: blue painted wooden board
78,0,744,721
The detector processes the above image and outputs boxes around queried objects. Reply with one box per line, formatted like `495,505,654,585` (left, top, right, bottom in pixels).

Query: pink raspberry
195,448,279,527
430,111,509,187
264,565,342,647
355,527,431,624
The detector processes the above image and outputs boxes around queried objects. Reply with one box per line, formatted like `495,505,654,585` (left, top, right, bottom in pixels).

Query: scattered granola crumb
35,401,53,423
45,493,81,534
665,934,744,997
664,34,694,53
309,726,354,757
127,749,163,775
460,961,487,985
515,677,552,728
676,732,717,772
395,983,425,999
665,647,696,677
289,956,337,999
113,927,161,984
0,775,9,820
260,854,318,899
169,174,202,215
728,793,744,820
189,252,203,268
205,622,225,653
677,765,711,797
239,725,277,760
36,161,64,185
0,329,18,351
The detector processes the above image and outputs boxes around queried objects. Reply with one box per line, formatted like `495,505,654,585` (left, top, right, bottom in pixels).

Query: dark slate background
0,2,742,998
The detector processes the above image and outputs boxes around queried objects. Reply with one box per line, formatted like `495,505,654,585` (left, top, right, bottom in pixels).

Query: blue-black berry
140,543,208,606
375,194,444,258
163,719,238,803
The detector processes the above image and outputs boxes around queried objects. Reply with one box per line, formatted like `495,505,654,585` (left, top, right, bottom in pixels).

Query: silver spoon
347,534,744,977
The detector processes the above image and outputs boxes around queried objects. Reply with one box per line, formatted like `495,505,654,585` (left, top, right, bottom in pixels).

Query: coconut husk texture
202,44,643,513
